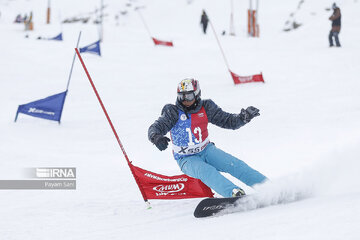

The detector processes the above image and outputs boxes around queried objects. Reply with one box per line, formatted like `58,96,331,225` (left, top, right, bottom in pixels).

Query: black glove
153,135,171,151
239,106,260,123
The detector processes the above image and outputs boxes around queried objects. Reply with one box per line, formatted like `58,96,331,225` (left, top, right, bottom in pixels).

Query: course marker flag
79,40,101,56
15,91,67,123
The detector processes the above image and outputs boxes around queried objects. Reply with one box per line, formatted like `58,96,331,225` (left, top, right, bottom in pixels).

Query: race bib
172,137,210,155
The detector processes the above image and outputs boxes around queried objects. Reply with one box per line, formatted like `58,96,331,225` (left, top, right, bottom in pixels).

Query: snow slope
1,0,360,239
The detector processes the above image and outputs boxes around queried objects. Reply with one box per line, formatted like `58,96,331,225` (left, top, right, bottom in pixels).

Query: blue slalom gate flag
49,32,63,41
79,40,101,56
15,91,67,123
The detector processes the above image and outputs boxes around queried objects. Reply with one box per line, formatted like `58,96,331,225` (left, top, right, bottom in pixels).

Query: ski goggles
177,92,196,102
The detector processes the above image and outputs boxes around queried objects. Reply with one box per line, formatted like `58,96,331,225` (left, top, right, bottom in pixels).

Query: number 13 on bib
170,107,210,159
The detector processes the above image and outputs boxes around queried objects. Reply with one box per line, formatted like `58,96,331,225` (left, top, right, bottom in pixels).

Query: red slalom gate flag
152,37,174,47
230,70,265,85
131,164,213,200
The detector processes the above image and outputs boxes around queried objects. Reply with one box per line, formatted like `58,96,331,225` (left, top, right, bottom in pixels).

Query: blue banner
79,40,101,56
49,32,63,41
15,91,67,123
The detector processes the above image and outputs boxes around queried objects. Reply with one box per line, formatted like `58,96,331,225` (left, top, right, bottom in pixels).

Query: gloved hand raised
153,135,171,151
239,106,260,123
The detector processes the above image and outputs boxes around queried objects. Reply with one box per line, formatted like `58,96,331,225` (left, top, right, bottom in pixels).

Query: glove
153,135,171,151
240,106,260,123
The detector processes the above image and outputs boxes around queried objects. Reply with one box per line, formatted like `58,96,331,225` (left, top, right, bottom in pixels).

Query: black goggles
177,92,195,101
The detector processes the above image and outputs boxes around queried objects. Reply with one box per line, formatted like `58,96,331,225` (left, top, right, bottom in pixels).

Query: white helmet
177,78,201,102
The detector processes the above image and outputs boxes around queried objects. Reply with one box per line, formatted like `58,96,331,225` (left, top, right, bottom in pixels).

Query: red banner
152,37,174,47
131,164,213,200
230,70,264,85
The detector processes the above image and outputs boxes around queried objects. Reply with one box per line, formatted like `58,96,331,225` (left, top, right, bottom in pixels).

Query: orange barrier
248,10,259,37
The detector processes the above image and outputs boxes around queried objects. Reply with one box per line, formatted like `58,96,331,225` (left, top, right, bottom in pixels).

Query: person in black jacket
148,78,267,197
329,3,341,47
200,10,209,34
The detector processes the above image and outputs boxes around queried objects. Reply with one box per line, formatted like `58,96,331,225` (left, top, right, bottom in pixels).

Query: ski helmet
177,78,201,102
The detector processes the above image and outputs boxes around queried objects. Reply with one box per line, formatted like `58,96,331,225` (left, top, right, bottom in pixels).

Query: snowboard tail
194,196,244,218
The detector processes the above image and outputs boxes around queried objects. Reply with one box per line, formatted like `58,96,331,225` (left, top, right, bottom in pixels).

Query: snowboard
194,196,245,218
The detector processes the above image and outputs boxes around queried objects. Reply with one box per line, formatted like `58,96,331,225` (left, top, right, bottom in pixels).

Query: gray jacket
148,99,247,143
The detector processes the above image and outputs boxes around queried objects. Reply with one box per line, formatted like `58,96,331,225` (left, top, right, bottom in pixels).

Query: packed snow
1,0,359,239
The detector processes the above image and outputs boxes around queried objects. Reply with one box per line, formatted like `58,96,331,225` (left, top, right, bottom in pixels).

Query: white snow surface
1,0,360,239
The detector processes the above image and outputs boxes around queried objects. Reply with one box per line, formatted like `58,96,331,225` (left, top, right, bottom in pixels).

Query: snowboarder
200,10,209,34
148,78,268,198
329,3,341,47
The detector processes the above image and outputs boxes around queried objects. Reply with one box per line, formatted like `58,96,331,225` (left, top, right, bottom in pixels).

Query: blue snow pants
176,143,267,197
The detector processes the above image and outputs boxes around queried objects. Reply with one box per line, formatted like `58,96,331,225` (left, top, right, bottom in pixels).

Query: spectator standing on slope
329,3,341,47
200,10,209,34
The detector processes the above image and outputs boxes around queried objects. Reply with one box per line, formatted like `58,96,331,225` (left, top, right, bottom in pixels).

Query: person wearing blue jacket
148,78,267,198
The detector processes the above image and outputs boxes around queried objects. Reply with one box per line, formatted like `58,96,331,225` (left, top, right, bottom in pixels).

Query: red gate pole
75,48,151,208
